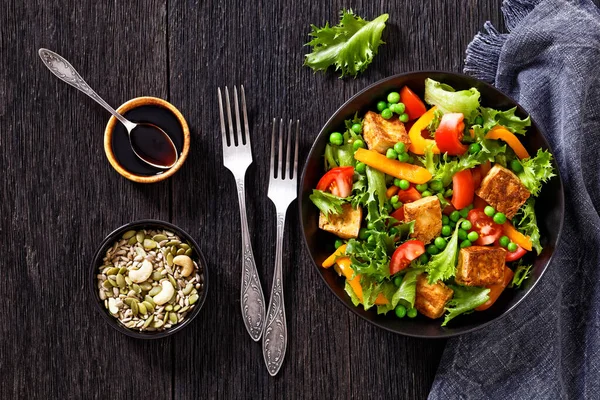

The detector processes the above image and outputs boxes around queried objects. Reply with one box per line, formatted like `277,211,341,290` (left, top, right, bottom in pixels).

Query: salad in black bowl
300,72,563,337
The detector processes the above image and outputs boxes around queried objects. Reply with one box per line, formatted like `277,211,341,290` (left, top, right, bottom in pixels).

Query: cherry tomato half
400,86,427,121
467,208,503,245
505,245,527,262
451,169,474,210
435,113,468,155
316,166,354,198
390,240,426,275
396,186,422,203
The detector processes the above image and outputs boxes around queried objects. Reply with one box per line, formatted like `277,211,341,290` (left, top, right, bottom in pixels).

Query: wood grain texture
1,0,504,398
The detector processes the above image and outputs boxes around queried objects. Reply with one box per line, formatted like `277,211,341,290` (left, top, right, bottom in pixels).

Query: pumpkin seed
179,306,189,313
153,234,168,242
131,301,139,316
116,274,126,288
138,302,147,315
182,283,193,295
173,305,181,312
122,230,137,240
119,267,127,275
143,239,157,250
102,280,113,289
127,236,137,245
152,271,162,281
185,248,193,256
149,286,162,296
170,245,177,255
165,305,173,312
163,311,169,322
107,278,118,287
125,276,132,286
132,283,142,294
135,231,145,244
189,294,199,305
169,313,178,324
168,275,177,288
144,295,156,307
143,315,154,328
120,288,128,295
139,282,153,291
179,243,190,250
166,253,174,267
166,240,181,246
124,298,137,307
154,319,164,328
142,301,155,313
106,267,119,275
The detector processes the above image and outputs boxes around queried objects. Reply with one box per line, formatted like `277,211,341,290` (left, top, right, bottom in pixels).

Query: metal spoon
38,48,178,169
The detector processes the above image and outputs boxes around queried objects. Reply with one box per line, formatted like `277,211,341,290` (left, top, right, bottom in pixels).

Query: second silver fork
218,86,266,341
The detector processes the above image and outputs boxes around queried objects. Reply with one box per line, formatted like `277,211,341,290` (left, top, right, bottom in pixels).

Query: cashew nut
153,280,175,305
173,255,194,277
129,259,153,283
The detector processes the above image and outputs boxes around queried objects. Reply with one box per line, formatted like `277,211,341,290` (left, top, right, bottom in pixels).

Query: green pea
474,115,484,126
467,231,479,242
449,220,456,228
484,206,496,217
460,220,472,230
381,108,393,119
387,92,401,104
398,152,410,163
450,211,461,222
399,113,409,123
358,228,370,240
390,195,399,205
416,184,428,192
390,104,402,114
377,101,387,111
434,237,447,250
393,178,402,187
468,143,482,154
355,162,366,174
441,225,452,236
367,222,375,230
419,253,430,264
441,215,450,225
422,190,433,197
334,240,343,249
507,242,518,252
429,180,444,192
395,103,406,114
353,139,365,151
499,235,510,247
460,239,472,248
393,276,403,287
493,212,507,224
444,188,454,198
407,307,418,318
511,159,523,173
386,148,397,159
458,229,468,241
459,208,470,218
399,179,410,190
329,132,343,146
351,123,362,134
389,227,399,236
427,244,440,255
395,304,407,318
394,142,406,154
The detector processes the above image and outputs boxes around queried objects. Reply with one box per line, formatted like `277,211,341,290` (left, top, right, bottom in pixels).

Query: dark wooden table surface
1,1,504,398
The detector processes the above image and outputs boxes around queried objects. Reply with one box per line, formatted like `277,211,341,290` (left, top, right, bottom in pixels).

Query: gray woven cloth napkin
429,0,600,399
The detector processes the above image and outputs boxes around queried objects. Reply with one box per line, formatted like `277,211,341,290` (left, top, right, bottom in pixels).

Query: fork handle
262,210,288,376
236,178,266,342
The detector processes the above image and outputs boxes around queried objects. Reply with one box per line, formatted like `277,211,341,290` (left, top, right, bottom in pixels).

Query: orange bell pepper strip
337,257,388,305
386,185,399,199
322,244,347,268
503,222,533,251
354,148,432,184
476,265,514,311
485,126,530,159
408,107,440,155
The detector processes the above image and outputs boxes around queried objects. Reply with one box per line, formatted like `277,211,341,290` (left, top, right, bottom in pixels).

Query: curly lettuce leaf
511,263,533,288
392,267,426,309
442,285,490,326
481,106,531,135
425,220,462,284
516,149,556,197
304,10,388,78
424,78,481,121
366,165,387,213
309,189,345,217
514,198,543,254
346,229,393,279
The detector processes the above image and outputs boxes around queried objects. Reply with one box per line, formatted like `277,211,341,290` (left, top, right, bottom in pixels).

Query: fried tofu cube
476,164,530,219
318,204,362,239
403,196,442,244
415,274,454,319
362,111,410,154
456,246,507,286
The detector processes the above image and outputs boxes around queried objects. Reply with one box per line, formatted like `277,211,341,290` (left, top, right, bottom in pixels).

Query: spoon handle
38,48,136,131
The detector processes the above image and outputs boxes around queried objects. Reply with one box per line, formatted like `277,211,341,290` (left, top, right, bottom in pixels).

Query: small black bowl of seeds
90,219,208,338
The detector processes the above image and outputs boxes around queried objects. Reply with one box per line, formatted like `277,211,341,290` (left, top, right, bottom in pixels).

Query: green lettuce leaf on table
442,285,490,326
424,78,481,122
516,148,556,197
304,10,388,78
481,106,531,135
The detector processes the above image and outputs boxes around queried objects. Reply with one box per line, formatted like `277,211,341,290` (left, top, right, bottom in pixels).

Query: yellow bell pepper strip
408,106,440,155
485,126,530,159
386,185,399,199
354,148,432,184
322,244,347,268
503,222,533,251
337,257,388,305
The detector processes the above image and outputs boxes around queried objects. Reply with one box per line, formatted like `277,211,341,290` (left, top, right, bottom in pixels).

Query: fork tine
293,120,299,179
285,120,292,179
277,119,284,179
270,118,276,179
233,86,243,145
217,88,228,148
240,85,250,146
224,87,236,146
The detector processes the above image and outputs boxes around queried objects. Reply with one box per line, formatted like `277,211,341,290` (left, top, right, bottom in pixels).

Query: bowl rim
298,70,565,338
103,96,191,183
89,219,209,339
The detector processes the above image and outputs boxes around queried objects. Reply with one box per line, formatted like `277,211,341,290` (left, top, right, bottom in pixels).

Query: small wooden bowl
104,97,190,183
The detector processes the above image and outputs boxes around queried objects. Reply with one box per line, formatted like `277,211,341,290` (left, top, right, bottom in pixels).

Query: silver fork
262,118,299,376
218,86,266,342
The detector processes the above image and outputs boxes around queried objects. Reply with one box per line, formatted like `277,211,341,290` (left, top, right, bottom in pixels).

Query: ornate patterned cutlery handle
262,211,287,376
236,179,265,341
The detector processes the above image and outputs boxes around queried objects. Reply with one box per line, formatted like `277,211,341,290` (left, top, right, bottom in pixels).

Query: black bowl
299,71,564,338
89,219,208,339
